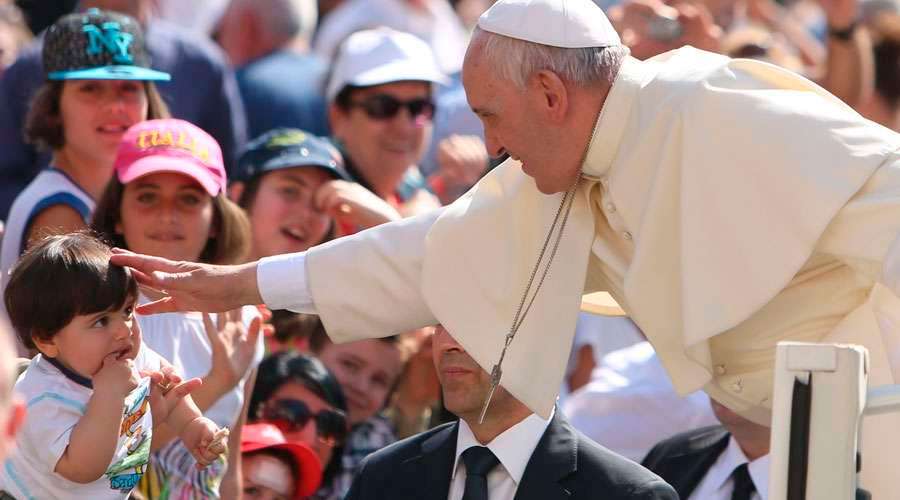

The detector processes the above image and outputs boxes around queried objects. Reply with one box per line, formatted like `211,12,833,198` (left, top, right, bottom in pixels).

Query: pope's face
462,41,583,194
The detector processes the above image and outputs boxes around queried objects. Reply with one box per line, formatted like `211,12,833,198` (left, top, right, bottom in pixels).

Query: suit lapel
514,413,576,500
401,421,459,500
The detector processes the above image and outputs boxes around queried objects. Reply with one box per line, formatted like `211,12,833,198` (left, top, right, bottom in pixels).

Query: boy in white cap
114,0,900,497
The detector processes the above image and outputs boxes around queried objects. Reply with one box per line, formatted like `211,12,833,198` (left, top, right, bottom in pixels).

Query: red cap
241,423,323,499
114,118,226,196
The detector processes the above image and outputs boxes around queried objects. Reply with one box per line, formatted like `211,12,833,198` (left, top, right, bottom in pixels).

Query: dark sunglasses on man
349,94,436,121
260,399,348,447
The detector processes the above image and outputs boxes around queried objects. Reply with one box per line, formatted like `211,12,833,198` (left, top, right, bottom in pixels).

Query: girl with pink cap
92,118,262,499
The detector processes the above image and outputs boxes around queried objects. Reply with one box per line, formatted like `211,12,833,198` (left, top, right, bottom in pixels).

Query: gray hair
241,0,318,42
473,27,629,89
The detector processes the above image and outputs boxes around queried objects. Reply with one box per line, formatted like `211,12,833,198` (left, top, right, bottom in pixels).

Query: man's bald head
218,0,318,67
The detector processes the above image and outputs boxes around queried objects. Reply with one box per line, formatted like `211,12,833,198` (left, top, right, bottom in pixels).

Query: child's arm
151,312,260,450
165,394,228,467
54,353,137,483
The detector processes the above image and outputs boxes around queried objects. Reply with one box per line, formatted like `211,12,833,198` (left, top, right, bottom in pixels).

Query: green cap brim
48,65,171,82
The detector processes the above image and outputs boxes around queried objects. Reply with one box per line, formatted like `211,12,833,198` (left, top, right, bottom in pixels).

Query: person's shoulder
357,420,456,472
146,18,228,69
15,357,89,408
238,52,327,91
568,424,676,498
1,35,43,86
641,424,728,464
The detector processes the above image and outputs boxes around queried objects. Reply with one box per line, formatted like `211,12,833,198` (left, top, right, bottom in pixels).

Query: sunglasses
348,94,436,121
260,399,348,446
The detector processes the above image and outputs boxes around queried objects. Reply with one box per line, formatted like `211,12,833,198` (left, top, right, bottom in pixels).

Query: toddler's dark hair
4,232,138,349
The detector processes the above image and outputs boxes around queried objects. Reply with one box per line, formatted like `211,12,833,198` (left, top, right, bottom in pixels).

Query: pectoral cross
477,181,581,424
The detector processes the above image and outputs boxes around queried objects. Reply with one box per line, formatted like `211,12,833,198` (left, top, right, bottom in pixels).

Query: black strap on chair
787,375,812,500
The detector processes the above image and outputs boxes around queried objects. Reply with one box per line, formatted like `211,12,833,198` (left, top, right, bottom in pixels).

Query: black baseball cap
43,8,170,82
236,128,348,182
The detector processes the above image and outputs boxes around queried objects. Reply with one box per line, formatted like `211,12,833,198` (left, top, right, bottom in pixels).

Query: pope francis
112,0,900,495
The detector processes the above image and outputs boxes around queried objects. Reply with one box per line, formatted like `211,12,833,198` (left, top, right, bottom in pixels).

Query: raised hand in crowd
433,134,489,204
609,0,723,60
314,179,402,236
816,0,873,106
203,311,263,393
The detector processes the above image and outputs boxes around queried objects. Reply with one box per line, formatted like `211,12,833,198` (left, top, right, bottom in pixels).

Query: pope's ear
530,69,568,122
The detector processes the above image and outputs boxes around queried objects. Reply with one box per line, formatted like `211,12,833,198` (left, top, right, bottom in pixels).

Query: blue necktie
462,446,500,500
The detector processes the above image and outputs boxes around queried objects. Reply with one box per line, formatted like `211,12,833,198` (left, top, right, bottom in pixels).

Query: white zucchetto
477,0,622,48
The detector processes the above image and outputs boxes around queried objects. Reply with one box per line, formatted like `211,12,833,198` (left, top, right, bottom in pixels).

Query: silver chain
478,176,582,423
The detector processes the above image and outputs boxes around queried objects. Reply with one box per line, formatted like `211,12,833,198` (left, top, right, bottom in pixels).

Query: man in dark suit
345,325,676,500
641,400,767,499
642,400,870,500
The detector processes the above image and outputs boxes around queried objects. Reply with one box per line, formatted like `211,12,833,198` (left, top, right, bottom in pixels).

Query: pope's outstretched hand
109,249,262,315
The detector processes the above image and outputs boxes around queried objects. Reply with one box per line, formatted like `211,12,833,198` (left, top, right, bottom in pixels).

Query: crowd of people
0,0,896,498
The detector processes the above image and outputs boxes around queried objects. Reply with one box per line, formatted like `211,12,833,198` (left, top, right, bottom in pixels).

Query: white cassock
281,45,900,418
259,46,900,496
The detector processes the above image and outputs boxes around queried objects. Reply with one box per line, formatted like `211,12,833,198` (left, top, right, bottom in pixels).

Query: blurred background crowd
0,0,895,498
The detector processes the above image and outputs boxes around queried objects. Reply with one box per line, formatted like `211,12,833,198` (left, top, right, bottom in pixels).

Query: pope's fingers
110,251,182,274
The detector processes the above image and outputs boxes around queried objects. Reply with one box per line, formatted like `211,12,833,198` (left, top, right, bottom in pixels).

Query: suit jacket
641,425,730,499
345,413,677,500
641,426,872,500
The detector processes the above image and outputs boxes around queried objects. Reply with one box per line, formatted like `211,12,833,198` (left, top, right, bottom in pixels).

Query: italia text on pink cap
114,118,227,196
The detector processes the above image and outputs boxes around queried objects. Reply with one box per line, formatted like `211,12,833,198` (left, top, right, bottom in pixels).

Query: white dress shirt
258,252,315,312
688,437,769,500
446,412,552,500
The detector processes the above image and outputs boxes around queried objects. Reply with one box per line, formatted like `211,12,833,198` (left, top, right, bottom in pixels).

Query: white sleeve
306,210,442,343
257,252,316,313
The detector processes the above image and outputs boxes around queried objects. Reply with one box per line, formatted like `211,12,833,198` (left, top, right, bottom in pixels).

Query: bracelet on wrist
828,21,858,41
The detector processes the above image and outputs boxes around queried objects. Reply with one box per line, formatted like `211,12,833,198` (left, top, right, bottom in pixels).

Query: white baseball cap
326,27,450,101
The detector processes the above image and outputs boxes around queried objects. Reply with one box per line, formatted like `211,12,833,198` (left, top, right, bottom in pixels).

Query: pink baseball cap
114,118,226,196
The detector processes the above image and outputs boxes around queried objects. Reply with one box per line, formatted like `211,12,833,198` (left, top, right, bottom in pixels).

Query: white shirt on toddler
0,344,163,499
